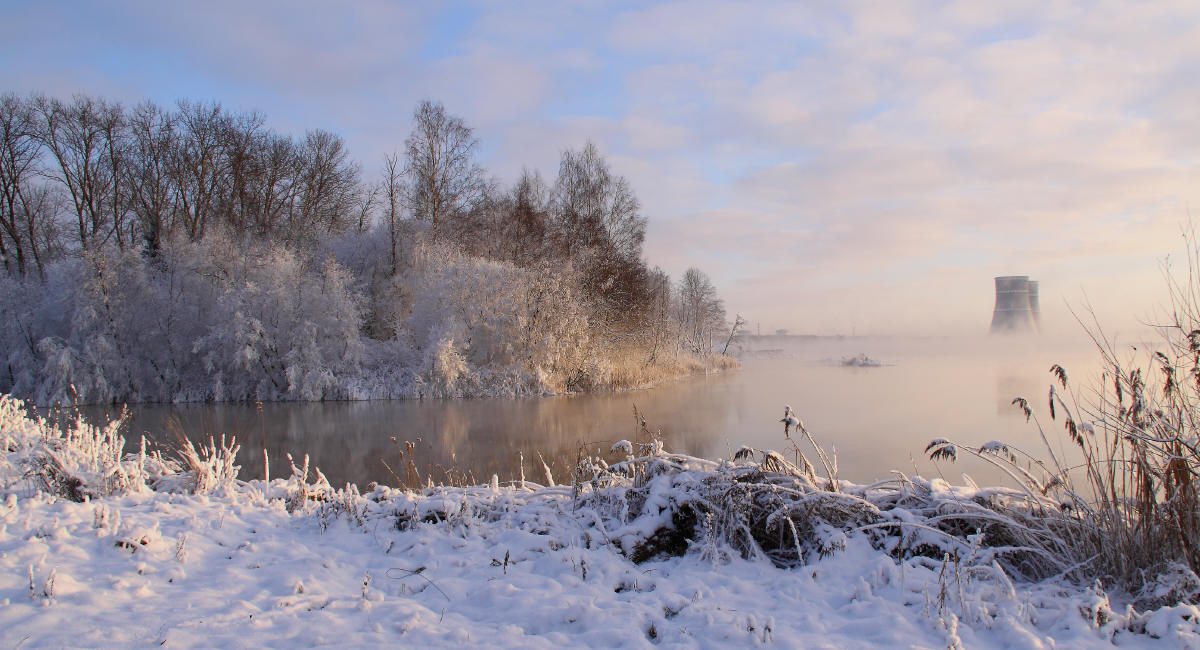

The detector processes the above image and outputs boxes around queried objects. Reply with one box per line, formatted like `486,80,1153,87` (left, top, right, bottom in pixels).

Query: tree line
0,92,731,403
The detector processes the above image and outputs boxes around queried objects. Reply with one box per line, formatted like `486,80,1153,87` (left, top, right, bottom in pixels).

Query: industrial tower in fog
990,276,1040,333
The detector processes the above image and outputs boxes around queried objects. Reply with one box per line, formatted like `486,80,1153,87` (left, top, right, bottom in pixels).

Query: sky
3,0,1199,337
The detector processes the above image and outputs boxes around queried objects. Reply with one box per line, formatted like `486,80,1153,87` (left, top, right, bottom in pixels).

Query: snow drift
1,395,1197,646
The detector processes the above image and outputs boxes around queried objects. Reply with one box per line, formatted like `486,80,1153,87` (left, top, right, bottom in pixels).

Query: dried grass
924,228,1200,605
602,344,737,391
173,434,241,494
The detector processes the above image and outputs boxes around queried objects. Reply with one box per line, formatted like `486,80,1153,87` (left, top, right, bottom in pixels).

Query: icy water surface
91,335,1106,489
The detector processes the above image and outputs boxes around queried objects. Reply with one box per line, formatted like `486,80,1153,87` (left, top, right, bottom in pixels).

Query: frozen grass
926,351,1200,610
0,393,1166,585
1,398,174,501
924,233,1200,609
0,396,239,500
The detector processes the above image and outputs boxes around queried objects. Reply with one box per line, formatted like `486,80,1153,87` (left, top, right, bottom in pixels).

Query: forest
0,93,733,404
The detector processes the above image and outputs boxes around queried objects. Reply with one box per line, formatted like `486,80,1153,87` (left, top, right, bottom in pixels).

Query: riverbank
603,350,739,392
1,396,1195,647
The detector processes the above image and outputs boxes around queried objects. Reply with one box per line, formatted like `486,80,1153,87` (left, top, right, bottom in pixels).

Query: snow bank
0,396,1195,647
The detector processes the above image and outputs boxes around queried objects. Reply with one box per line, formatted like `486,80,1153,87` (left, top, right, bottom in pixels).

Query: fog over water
81,332,1127,489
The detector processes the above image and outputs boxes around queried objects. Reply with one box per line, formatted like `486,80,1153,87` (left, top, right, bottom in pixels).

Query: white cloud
3,0,1200,334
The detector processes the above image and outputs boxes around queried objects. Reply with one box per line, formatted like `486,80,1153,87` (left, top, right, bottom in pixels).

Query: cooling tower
990,276,1037,333
1027,280,1040,331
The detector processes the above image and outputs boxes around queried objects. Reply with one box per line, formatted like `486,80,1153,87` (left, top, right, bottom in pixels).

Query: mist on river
76,330,1141,490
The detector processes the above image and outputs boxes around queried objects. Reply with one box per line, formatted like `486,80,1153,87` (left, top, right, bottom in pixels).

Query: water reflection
88,371,748,488
82,335,1101,490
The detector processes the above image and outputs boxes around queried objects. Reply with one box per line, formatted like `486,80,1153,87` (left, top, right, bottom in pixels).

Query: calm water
84,335,1104,489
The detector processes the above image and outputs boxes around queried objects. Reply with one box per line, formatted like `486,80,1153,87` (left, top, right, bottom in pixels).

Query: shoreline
16,355,742,409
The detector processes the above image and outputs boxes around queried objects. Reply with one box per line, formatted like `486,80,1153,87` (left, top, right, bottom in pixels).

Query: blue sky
4,0,1200,336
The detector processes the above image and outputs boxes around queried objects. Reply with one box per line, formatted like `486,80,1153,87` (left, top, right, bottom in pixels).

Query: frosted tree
676,267,725,356
403,101,484,237
550,141,650,331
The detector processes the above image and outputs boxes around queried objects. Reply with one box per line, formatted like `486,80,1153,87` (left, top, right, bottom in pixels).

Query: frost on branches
0,94,736,405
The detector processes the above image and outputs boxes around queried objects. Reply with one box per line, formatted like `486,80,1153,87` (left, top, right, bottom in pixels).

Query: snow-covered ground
2,397,1198,648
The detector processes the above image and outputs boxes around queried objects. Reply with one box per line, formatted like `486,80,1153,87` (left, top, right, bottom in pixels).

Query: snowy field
2,397,1198,648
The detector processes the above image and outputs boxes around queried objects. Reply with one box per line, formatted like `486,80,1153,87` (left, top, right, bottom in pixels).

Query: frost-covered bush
323,223,421,341
165,435,241,494
0,267,74,400
926,346,1200,601
10,247,194,405
562,443,1076,582
397,241,599,397
0,234,611,403
1,235,365,404
0,225,729,404
0,395,245,498
916,246,1200,604
192,236,364,401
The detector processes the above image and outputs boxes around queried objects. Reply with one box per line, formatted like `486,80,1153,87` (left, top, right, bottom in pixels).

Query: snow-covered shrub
0,267,74,400
13,251,144,403
927,339,1200,598
0,225,730,404
925,227,1200,596
1,394,246,499
0,395,158,500
2,234,365,404
548,435,1081,584
323,222,421,341
192,237,364,401
400,241,598,396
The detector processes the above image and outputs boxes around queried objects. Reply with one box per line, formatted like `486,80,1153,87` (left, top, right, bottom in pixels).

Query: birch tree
403,100,484,237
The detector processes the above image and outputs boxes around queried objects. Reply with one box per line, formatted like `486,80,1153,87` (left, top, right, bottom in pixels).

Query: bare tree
645,266,673,361
126,100,177,256
291,128,359,247
33,94,127,251
502,168,551,264
550,141,645,262
97,103,133,250
721,313,746,355
551,141,650,321
677,267,725,355
353,180,378,235
382,151,404,274
0,94,48,276
403,100,484,237
217,109,267,238
250,132,299,239
171,100,229,241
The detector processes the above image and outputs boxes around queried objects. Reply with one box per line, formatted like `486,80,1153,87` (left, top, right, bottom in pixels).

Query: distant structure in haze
990,276,1040,333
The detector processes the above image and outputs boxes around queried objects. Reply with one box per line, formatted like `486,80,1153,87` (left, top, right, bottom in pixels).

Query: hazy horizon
4,1,1198,338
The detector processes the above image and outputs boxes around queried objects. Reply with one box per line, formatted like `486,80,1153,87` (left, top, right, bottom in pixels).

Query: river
82,334,1110,490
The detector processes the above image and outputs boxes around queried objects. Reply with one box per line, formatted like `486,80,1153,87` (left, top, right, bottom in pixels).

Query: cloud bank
3,0,1198,335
